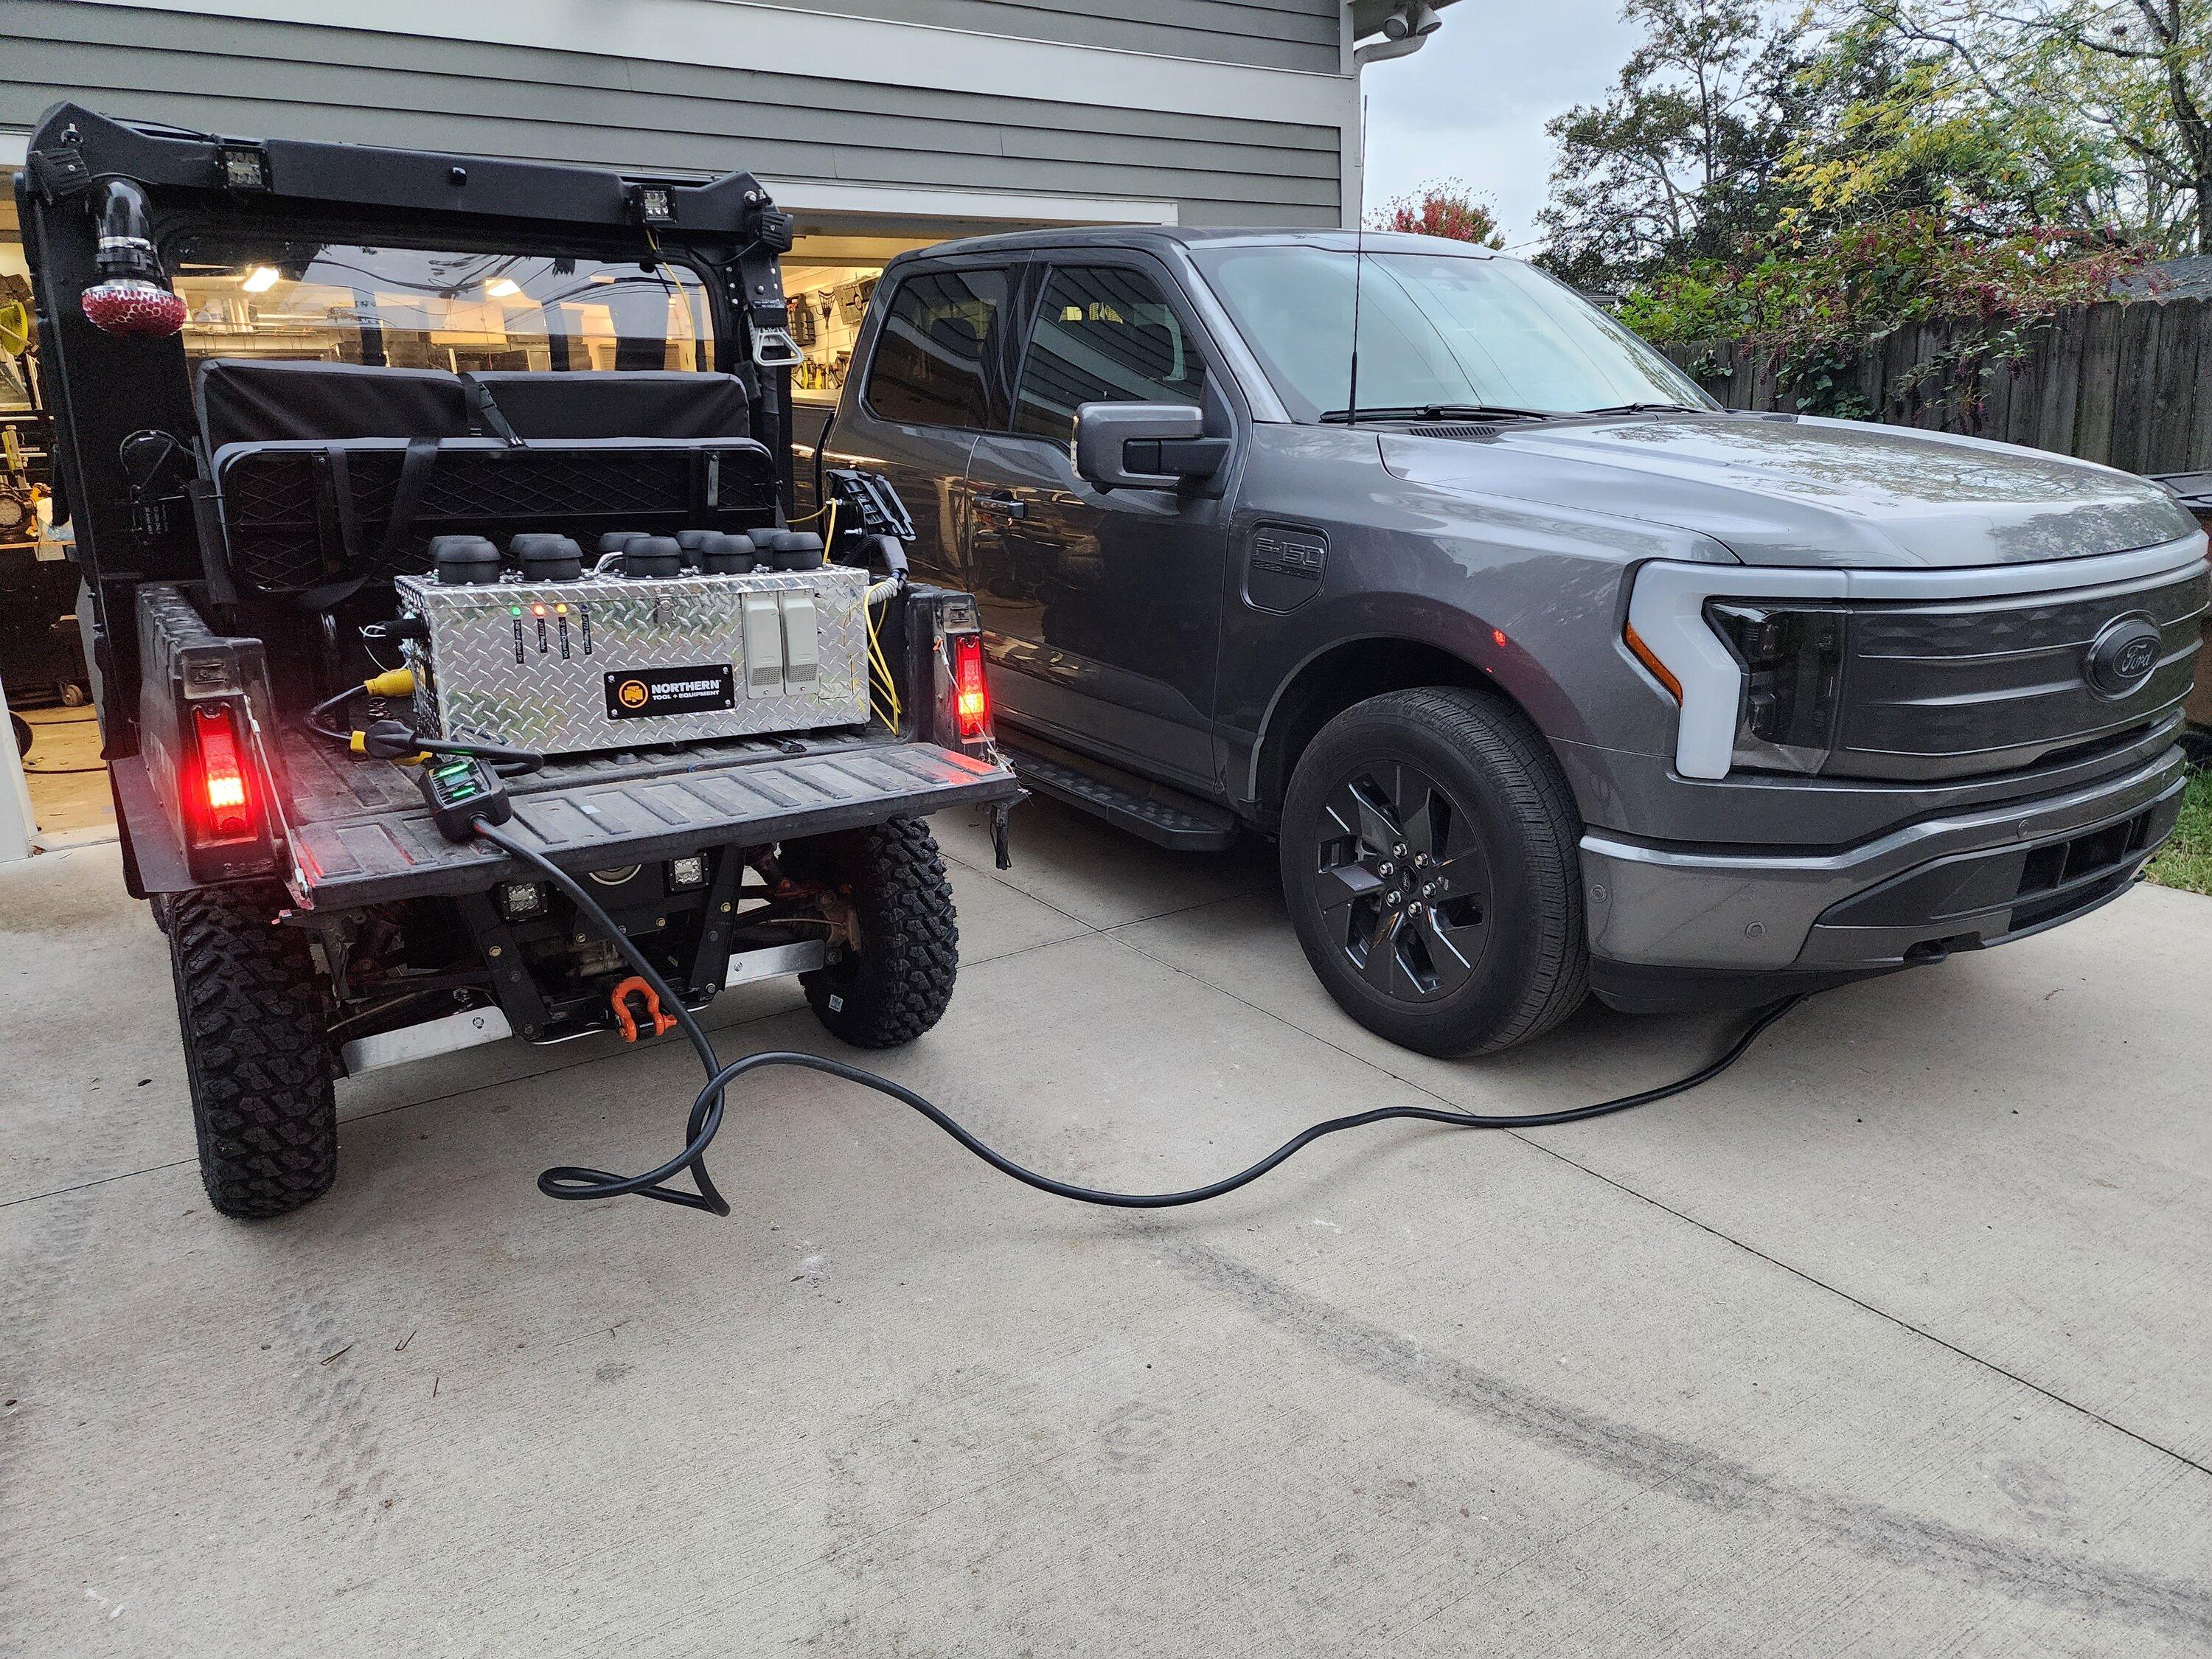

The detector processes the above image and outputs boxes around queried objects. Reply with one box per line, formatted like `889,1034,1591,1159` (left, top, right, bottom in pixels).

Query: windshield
167,240,714,373
1191,245,1711,423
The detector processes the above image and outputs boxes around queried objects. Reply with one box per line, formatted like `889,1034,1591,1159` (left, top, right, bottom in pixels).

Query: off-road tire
168,883,338,1218
787,818,959,1048
1280,687,1587,1057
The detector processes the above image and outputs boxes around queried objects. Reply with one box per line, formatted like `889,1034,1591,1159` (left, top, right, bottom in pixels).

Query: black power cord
472,818,1806,1218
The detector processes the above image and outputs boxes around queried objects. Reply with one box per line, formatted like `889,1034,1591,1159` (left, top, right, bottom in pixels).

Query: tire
786,818,959,1048
1279,687,1587,1057
167,883,338,1218
10,712,29,757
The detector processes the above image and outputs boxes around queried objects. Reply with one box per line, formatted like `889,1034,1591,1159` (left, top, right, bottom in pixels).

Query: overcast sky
1359,0,1639,251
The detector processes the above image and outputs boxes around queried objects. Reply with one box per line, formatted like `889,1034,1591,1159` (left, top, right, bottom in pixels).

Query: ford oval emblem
2084,613,2163,698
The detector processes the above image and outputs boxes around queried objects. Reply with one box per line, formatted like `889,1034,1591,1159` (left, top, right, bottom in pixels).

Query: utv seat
192,361,774,599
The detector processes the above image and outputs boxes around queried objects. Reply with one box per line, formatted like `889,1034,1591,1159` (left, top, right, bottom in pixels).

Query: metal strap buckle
751,326,804,369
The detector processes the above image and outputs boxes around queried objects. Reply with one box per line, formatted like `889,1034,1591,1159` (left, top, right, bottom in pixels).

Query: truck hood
1380,412,2199,568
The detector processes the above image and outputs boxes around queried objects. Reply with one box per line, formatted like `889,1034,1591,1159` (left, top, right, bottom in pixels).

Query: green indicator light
511,605,524,616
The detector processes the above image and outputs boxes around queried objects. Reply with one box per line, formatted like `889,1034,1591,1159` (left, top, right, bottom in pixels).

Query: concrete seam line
1101,925,2212,1486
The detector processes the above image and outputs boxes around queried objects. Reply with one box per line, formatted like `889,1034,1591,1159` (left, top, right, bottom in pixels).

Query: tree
1851,1,2212,253
1370,181,1506,246
1536,0,1820,290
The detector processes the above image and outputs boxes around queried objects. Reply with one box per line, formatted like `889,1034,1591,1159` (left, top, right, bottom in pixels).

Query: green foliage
1849,1,2212,254
1618,212,2147,414
1619,214,2147,341
2148,766,2212,895
1371,182,1507,248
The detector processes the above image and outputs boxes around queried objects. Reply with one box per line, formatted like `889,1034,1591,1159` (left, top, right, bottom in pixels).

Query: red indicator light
952,634,990,740
1492,627,1508,649
192,703,256,844
532,604,548,617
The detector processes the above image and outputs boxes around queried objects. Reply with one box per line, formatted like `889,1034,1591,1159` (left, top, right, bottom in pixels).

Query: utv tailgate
275,729,1018,909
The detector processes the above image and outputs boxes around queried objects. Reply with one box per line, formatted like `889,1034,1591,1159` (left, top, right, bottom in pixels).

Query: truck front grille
1832,565,2206,779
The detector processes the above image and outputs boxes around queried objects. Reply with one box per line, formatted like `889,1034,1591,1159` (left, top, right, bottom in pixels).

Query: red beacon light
81,279,187,336
79,178,188,337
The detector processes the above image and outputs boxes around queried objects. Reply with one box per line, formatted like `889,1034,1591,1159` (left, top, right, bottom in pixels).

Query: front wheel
169,884,338,1217
1280,688,1587,1057
786,818,960,1048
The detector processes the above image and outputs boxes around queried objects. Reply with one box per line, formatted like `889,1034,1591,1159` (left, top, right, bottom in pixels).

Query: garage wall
754,0,1346,74
0,1,1346,227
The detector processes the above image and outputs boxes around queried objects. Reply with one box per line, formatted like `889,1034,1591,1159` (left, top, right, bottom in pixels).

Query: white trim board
766,179,1178,226
72,0,1360,128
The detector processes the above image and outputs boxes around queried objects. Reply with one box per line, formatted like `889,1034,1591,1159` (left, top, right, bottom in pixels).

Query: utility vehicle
18,106,1020,1217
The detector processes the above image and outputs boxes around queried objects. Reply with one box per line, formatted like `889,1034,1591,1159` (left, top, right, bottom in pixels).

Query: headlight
1704,602,1846,773
1624,561,1848,779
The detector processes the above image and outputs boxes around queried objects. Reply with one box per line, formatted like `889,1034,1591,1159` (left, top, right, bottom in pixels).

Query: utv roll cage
14,102,806,891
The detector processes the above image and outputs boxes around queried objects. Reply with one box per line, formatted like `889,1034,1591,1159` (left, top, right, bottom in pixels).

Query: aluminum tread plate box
395,566,869,755
278,728,1018,909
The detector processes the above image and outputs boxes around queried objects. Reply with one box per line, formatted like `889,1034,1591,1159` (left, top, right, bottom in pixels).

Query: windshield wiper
1318,403,1558,424
1573,401,1707,417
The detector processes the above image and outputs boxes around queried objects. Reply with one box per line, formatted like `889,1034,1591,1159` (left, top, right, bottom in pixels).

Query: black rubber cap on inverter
675,529,715,566
512,533,584,581
623,535,684,578
699,532,757,574
431,535,502,585
597,529,643,556
767,531,822,571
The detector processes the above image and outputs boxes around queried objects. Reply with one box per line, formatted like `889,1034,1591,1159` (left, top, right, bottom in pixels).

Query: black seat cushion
195,359,470,451
463,371,752,440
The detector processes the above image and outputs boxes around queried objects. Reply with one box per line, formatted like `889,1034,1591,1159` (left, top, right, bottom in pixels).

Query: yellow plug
363,667,415,698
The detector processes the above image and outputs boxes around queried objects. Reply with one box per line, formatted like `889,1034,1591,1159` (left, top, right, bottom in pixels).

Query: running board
1001,740,1239,852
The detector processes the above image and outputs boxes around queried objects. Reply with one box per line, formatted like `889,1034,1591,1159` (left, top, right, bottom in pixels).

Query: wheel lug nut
1393,843,1407,856
1379,861,1394,875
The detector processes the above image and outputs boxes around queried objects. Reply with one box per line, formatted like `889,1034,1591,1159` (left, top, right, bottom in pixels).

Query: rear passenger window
1013,265,1204,443
863,268,1008,429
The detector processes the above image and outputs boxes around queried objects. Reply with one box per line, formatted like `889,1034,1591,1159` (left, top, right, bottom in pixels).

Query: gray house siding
1,3,1343,226
755,0,1345,74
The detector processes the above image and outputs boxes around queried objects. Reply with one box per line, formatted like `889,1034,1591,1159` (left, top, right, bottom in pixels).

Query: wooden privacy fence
1661,296,2212,475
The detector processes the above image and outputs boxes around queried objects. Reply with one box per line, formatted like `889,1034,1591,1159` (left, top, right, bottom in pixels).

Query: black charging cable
471,818,1805,1217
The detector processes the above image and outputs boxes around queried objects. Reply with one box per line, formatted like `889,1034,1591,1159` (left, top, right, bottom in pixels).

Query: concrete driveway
3,796,2208,1655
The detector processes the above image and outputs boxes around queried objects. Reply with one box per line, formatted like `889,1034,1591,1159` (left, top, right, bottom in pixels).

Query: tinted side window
1013,265,1204,443
863,268,1008,428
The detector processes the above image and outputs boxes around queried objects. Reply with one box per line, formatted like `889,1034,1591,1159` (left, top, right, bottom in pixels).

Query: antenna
1346,96,1369,429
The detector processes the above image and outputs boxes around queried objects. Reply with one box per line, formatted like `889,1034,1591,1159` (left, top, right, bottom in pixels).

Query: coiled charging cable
473,818,1805,1218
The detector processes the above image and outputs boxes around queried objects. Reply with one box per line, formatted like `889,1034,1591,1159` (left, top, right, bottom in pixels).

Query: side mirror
1074,402,1229,492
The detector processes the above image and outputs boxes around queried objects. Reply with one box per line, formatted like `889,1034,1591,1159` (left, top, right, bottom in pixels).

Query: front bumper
1581,745,2190,987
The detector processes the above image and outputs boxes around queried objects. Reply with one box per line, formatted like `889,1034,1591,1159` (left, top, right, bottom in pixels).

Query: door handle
975,492,1027,520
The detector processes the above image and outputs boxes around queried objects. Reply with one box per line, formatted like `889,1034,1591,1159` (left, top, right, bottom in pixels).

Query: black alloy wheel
1310,759,1493,1003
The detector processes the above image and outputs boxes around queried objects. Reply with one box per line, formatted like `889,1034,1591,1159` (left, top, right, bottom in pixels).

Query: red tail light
952,634,990,740
191,703,257,845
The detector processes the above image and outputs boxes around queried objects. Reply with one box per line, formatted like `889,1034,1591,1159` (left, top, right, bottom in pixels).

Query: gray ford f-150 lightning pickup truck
808,227,2207,1056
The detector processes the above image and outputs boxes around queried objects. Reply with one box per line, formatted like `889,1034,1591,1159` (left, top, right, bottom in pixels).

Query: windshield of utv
166,240,714,373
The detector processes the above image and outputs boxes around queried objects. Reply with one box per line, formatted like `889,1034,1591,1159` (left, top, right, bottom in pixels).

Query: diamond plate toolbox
394,566,870,755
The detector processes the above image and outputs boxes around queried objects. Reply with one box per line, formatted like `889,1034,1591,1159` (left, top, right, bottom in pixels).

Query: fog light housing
667,855,709,891
498,881,546,921
1705,600,1846,774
